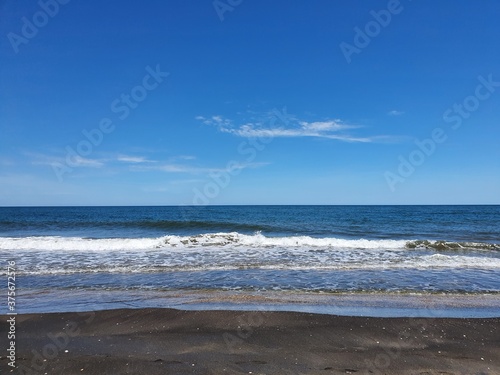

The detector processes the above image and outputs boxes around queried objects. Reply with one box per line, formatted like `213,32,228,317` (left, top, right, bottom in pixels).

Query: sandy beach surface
1,308,499,375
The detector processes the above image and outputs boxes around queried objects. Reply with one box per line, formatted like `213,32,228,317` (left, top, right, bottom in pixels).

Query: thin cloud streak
30,153,104,168
196,114,376,143
116,155,156,163
131,161,269,174
388,110,405,116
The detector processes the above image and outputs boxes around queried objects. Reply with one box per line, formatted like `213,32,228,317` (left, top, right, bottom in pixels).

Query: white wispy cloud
116,155,156,163
170,155,196,161
388,110,404,116
30,153,104,168
132,161,269,174
196,114,372,143
71,157,104,167
195,115,232,127
300,120,348,131
28,152,202,174
156,164,194,173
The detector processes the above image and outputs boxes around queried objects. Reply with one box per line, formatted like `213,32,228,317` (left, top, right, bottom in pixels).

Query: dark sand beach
2,308,499,375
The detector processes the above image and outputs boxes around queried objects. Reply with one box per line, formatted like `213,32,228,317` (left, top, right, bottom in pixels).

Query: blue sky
1,0,499,205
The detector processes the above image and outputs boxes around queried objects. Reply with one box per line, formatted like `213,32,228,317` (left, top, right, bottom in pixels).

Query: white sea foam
2,232,499,277
11,254,500,276
0,232,408,251
162,232,408,249
403,254,500,269
0,236,162,251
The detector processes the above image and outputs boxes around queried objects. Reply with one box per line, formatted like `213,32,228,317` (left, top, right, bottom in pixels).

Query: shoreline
1,307,499,374
16,289,500,318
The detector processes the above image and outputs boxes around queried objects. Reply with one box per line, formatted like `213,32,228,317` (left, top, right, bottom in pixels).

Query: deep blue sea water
1,205,499,314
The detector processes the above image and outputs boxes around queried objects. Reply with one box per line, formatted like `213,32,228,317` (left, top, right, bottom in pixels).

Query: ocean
1,205,499,316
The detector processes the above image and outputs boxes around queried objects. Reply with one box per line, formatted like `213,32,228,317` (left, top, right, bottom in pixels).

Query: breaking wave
0,232,498,252
405,240,499,251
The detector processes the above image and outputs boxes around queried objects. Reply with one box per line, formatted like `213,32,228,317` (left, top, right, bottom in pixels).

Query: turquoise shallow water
1,205,499,313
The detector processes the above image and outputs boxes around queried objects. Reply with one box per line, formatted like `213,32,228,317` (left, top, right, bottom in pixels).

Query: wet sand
1,308,499,374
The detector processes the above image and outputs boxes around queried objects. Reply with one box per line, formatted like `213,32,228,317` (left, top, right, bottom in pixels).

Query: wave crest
160,232,406,249
0,232,498,252
405,240,499,251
